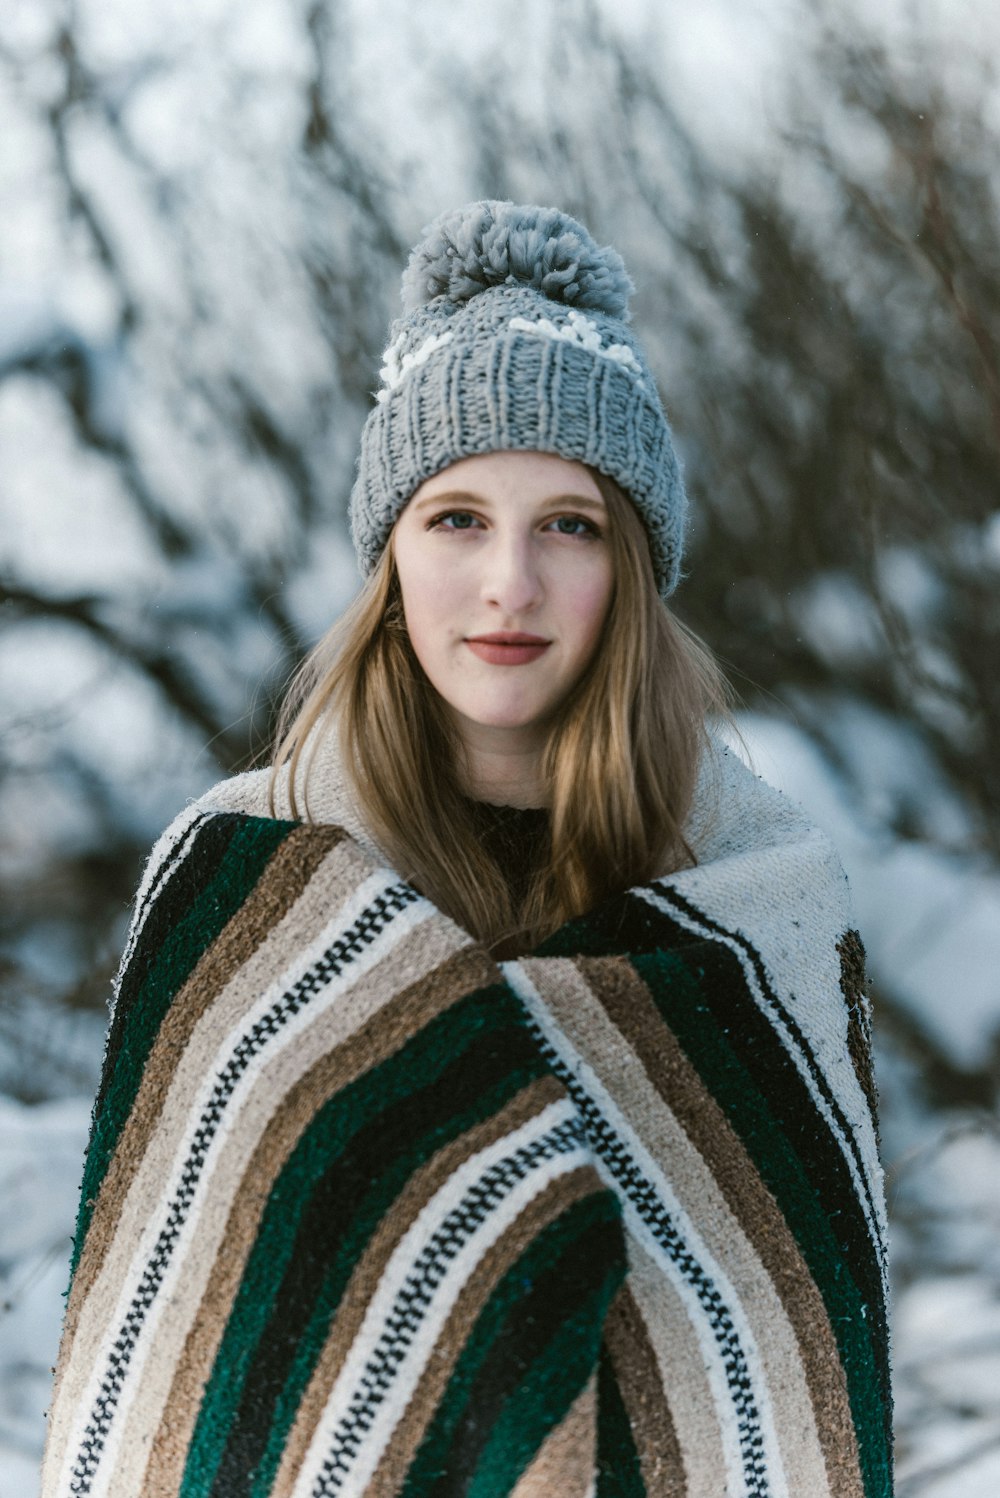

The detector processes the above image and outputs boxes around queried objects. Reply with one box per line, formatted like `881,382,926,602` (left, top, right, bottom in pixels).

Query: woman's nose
480,533,543,614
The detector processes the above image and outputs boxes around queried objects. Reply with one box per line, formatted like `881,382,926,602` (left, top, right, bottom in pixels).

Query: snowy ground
2,2,998,1491
2,713,997,1497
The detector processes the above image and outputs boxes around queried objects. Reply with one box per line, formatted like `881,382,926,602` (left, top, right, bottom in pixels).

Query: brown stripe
299,1164,607,1498
626,1233,728,1495
65,824,346,1330
45,825,350,1487
512,1371,597,1497
137,936,500,1498
576,954,862,1497
69,833,378,1438
272,1077,570,1497
603,1283,687,1496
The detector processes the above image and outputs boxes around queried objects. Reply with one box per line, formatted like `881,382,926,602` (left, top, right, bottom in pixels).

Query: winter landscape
1,1,999,1494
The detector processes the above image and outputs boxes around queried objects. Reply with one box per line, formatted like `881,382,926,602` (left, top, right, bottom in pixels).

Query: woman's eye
432,511,479,530
550,515,597,536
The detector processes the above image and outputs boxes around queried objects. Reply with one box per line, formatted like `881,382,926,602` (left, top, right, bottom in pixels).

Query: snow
2,712,997,1493
0,1098,91,1498
1,0,997,1491
733,711,1000,1070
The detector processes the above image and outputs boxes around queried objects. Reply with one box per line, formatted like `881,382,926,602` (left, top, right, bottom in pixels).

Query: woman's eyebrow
411,490,607,512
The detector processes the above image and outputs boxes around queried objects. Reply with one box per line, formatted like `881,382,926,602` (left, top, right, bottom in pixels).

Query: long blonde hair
271,469,733,954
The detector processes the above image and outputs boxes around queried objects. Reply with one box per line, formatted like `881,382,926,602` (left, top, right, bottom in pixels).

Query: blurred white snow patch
731,711,1000,1069
647,0,802,165
792,571,883,666
0,379,155,590
0,1095,90,1494
898,1273,1000,1364
0,0,58,54
0,1096,89,1259
75,0,231,66
285,525,362,643
894,1269,1000,1496
225,0,312,75
983,511,1000,566
875,543,946,625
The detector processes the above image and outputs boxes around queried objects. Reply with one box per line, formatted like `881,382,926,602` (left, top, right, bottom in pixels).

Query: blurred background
1,0,998,1492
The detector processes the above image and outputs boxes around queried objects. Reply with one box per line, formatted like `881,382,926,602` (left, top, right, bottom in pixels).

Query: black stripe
308,1115,592,1496
428,1211,625,1496
652,883,885,1265
208,999,547,1495
67,876,420,1494
95,813,240,1119
641,887,892,1410
521,1008,771,1498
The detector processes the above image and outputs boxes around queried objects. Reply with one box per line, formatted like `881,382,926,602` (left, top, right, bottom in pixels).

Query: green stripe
635,949,893,1498
596,1343,646,1497
72,816,295,1277
182,981,542,1498
467,1269,624,1498
401,1192,621,1497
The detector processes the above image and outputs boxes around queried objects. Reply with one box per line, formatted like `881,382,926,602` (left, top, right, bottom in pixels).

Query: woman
43,201,894,1497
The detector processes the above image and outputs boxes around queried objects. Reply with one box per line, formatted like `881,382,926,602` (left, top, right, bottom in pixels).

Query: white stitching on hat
508,309,646,387
376,329,455,403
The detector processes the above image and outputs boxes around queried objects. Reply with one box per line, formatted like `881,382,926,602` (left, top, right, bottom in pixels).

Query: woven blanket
42,747,894,1497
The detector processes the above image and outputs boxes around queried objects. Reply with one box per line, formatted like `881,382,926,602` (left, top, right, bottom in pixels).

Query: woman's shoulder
191,765,274,818
186,739,388,864
684,733,836,866
667,731,855,943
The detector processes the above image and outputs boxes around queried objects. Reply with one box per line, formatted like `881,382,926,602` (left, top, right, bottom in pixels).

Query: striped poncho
42,743,894,1497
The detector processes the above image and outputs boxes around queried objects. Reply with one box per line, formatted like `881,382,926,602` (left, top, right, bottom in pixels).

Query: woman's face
392,450,614,762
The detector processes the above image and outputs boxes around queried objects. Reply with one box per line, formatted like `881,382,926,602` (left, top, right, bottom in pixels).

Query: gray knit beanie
348,199,687,597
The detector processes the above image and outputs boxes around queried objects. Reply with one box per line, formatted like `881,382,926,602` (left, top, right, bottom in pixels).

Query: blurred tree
1,0,996,1069
2,0,999,1487
2,0,997,1085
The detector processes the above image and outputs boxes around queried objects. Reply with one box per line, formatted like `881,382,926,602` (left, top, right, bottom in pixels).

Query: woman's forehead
412,450,605,502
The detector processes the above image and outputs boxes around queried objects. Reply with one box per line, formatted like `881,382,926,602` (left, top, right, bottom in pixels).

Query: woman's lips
465,634,551,666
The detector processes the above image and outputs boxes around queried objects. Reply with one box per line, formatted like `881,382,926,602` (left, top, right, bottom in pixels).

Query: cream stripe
507,958,781,1498
276,1081,574,1498
146,980,542,1498
526,957,832,1497
289,1099,589,1498
638,885,884,1259
55,865,462,1498
44,832,367,1490
626,1233,727,1497
512,1371,597,1496
117,912,482,1497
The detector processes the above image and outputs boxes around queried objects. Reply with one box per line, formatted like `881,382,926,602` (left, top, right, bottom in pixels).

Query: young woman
43,201,894,1497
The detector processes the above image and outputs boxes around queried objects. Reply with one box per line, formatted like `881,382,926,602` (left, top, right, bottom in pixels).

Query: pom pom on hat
401,199,635,321
350,197,688,597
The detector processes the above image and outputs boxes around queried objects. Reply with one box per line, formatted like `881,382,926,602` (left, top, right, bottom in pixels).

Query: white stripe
638,884,885,1275
60,869,440,1498
110,803,206,1016
291,1098,587,1498
504,961,790,1498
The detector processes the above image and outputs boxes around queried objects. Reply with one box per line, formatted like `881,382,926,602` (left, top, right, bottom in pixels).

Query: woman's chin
450,698,557,739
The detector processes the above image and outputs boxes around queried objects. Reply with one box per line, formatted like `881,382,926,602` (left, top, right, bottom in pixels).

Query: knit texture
348,200,688,597
42,747,894,1497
